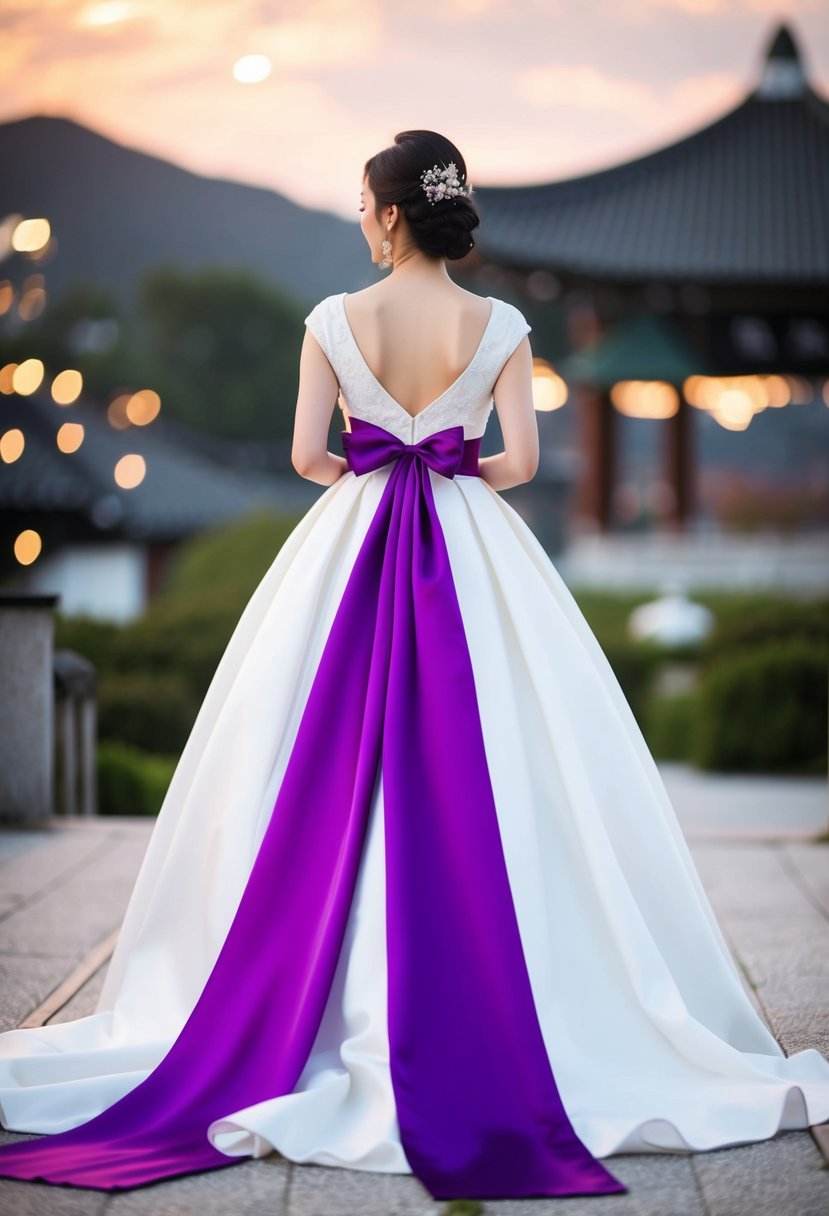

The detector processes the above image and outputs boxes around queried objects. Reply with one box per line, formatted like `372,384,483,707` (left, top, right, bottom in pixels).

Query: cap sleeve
304,297,333,364
502,302,532,361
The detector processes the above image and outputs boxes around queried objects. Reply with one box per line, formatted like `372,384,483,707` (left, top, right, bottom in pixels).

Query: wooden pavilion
467,22,829,533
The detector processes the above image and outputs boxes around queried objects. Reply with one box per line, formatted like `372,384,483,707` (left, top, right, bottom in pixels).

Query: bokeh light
0,429,25,463
114,453,146,488
233,54,272,84
11,358,45,395
12,218,51,254
0,364,17,394
610,380,679,419
51,369,84,405
126,389,161,425
57,422,85,453
14,530,42,566
531,359,568,411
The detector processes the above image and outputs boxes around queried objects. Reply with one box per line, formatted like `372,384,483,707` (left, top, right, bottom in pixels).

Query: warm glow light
610,380,679,419
717,389,754,428
12,219,51,254
57,422,85,453
683,375,718,409
0,429,25,463
78,2,141,26
233,54,272,84
12,358,45,395
114,453,146,488
531,359,568,411
18,274,47,321
0,281,14,316
126,388,161,425
763,375,791,407
786,375,813,404
52,369,84,405
18,285,47,321
0,217,20,261
107,393,133,429
0,363,17,394
14,530,42,566
681,373,795,429
823,380,829,408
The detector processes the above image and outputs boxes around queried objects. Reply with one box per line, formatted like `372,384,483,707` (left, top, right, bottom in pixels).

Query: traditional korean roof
473,24,829,286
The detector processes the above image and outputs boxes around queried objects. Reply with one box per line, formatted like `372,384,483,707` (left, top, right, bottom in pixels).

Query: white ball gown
1,291,828,1201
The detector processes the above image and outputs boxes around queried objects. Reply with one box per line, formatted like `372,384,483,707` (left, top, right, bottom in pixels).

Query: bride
0,129,828,1202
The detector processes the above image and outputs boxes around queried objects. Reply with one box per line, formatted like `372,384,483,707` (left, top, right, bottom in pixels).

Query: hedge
97,671,198,754
692,640,828,774
96,740,178,816
642,691,697,762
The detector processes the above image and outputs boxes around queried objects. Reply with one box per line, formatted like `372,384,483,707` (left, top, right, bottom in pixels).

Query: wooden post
664,393,694,529
574,387,615,532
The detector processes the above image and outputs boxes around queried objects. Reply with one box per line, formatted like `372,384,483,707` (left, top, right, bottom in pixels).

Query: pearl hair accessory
420,161,471,204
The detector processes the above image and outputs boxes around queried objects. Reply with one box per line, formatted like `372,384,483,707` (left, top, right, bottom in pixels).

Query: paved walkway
0,763,827,1216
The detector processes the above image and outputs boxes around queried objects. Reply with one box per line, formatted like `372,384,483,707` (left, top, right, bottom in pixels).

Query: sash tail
0,456,388,1188
0,415,626,1199
345,419,626,1199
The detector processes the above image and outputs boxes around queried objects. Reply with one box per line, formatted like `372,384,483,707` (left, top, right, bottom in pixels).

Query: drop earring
379,234,393,270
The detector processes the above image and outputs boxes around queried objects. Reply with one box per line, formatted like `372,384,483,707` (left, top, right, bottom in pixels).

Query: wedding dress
0,291,828,1200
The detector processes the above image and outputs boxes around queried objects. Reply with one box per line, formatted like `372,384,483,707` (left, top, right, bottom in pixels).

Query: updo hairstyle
363,129,481,262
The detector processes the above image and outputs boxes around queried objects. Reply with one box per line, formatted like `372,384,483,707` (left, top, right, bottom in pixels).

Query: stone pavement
0,762,827,1216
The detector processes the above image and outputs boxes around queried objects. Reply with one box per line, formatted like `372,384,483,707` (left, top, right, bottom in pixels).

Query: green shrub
597,635,665,725
96,740,177,816
108,586,243,701
693,640,828,774
642,691,697,761
54,614,120,673
699,597,829,667
157,506,302,602
97,671,198,754
571,589,655,639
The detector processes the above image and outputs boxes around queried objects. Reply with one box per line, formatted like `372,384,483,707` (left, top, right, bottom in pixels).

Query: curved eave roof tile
473,89,829,286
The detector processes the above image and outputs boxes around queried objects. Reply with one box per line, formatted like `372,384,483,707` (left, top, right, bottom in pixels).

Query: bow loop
342,417,466,480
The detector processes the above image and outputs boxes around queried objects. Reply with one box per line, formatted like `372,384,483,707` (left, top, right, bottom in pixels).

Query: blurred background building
463,23,829,586
0,9,825,809
1,20,827,617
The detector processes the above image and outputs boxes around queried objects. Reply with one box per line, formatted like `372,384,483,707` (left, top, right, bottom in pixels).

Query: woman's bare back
341,284,494,419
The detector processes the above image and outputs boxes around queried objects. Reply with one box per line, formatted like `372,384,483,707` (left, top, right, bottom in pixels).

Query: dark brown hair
363,130,481,261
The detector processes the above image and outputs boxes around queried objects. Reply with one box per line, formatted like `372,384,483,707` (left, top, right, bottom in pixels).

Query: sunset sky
2,0,828,222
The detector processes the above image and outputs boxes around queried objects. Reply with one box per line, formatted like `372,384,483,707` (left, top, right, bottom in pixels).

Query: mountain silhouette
0,114,368,313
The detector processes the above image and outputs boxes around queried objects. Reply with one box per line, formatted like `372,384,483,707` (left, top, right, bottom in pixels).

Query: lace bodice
304,292,532,445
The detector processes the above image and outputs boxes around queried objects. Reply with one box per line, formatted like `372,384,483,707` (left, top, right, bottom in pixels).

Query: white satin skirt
2,466,828,1168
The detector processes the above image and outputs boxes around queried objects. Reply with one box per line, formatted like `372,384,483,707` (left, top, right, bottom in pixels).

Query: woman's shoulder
489,294,530,323
488,296,532,344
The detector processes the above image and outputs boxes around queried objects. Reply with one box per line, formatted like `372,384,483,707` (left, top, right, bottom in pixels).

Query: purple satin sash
0,416,626,1199
342,414,482,478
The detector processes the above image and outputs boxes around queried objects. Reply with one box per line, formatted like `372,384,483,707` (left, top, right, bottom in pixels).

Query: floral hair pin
420,161,472,204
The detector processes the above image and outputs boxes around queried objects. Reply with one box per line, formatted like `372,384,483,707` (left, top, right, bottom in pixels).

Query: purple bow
342,416,467,479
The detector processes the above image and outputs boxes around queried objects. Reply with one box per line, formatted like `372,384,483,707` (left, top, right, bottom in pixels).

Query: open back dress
0,291,828,1201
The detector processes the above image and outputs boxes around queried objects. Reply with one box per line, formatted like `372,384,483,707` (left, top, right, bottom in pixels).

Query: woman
0,129,827,1202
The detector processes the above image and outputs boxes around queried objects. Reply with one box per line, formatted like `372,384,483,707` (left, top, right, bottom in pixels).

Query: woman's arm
477,336,539,492
291,329,349,486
